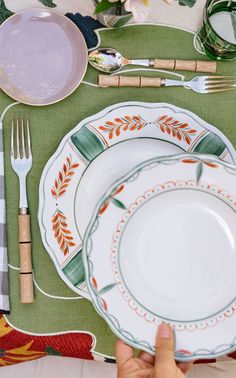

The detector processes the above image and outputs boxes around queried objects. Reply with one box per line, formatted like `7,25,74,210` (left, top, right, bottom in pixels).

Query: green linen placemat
1,24,236,359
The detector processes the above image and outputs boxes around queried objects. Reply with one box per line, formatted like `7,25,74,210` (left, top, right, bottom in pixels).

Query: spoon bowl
89,48,124,73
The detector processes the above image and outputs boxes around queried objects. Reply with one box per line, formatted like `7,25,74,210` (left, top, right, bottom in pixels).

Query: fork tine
207,87,236,93
11,119,14,158
16,117,20,158
26,116,31,158
205,76,235,79
206,79,236,85
21,117,26,158
206,83,236,89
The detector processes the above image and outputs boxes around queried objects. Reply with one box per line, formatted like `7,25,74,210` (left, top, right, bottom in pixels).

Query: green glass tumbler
198,0,236,60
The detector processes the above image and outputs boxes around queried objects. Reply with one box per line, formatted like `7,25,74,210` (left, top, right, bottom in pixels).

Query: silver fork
11,116,34,304
161,75,236,93
99,75,236,94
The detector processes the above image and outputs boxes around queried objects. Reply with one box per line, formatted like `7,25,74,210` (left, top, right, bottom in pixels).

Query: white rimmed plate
38,102,236,298
83,153,236,361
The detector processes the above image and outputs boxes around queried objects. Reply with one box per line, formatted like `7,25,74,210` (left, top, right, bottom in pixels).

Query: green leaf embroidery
196,162,203,184
98,283,116,295
111,197,127,210
45,346,61,356
94,0,119,14
178,0,196,7
0,0,13,24
39,0,57,8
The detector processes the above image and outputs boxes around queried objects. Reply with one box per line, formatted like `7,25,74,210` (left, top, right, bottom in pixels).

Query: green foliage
0,0,13,24
39,0,57,8
178,0,196,7
94,0,120,14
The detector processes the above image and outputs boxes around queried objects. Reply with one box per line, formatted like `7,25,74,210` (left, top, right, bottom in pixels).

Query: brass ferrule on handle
151,59,217,73
99,75,164,88
18,211,34,304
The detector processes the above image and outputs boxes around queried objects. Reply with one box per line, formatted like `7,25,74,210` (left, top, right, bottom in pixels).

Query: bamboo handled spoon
89,48,217,73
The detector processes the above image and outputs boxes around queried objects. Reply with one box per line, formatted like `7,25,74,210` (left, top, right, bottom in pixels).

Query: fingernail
158,323,171,339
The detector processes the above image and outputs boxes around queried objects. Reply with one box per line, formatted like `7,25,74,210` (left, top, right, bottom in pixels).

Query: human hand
116,324,193,378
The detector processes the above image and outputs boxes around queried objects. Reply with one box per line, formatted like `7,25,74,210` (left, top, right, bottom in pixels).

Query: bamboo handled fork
98,75,236,93
11,116,34,304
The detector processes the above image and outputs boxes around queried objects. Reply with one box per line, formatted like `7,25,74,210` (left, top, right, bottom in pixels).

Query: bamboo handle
18,214,34,304
99,75,162,87
153,59,217,73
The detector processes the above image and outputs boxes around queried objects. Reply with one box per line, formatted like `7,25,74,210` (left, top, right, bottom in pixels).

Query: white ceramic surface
76,138,183,237
83,153,236,361
120,189,236,321
0,8,88,105
38,102,236,297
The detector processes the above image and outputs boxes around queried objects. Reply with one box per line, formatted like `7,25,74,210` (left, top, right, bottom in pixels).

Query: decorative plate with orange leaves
38,102,236,298
83,153,236,361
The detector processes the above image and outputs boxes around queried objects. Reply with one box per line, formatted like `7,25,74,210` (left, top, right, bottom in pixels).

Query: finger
177,361,194,374
137,369,153,377
115,339,134,367
138,351,155,365
129,368,153,377
155,323,175,367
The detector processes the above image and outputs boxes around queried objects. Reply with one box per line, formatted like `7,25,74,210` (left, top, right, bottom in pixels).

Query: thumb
155,323,175,368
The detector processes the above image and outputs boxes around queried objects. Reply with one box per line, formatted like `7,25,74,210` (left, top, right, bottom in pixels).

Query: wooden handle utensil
152,59,217,73
98,74,235,94
89,48,217,73
18,213,34,304
99,75,163,88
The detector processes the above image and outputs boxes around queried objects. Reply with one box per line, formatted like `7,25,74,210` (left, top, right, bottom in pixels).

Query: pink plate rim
0,8,88,106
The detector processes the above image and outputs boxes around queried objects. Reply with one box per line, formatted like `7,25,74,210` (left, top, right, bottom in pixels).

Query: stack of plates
38,102,236,360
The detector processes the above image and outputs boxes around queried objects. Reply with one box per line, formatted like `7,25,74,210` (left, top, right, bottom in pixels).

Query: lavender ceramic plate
0,9,88,105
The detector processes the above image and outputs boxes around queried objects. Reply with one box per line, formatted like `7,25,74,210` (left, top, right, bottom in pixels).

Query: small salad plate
0,9,87,105
38,102,236,298
83,153,236,361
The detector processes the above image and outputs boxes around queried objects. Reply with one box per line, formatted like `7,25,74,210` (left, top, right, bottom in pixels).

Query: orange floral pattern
155,115,196,145
52,209,75,255
51,156,79,200
99,185,125,215
91,277,108,311
98,114,197,145
181,158,219,167
99,115,147,139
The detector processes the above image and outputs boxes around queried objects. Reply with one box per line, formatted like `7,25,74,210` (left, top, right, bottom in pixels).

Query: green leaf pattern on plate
111,197,127,210
196,161,203,184
98,283,117,295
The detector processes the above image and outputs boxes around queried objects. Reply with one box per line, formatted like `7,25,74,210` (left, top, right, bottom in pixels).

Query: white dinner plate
0,8,88,105
38,102,236,298
83,153,236,361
